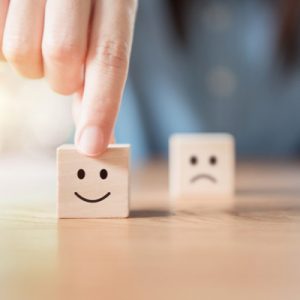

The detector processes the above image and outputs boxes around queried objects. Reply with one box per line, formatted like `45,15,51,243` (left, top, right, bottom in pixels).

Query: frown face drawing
169,134,235,198
189,154,218,184
57,144,130,218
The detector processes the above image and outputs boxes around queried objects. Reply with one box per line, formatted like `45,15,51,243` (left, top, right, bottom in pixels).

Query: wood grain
0,158,300,300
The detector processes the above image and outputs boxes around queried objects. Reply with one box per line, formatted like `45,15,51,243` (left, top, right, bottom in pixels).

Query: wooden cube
169,133,235,200
57,144,130,218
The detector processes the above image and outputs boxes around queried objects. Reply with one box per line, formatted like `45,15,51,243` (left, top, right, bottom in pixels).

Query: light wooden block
169,133,235,200
57,144,130,218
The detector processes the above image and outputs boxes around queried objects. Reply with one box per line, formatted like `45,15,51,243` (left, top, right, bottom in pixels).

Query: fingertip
75,125,107,157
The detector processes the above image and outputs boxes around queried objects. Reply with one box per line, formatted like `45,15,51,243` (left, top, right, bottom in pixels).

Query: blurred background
1,0,300,165
1,2,300,297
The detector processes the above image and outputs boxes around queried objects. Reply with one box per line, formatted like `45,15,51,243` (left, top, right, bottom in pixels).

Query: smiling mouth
74,192,111,203
190,174,217,183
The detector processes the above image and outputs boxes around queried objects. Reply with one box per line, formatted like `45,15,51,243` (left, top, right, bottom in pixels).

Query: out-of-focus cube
57,144,130,218
169,134,235,200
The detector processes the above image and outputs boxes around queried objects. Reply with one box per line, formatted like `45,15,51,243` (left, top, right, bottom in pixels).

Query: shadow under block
169,133,235,202
57,144,130,218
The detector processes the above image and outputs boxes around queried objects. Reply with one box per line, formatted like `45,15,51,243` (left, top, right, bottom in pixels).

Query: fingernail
77,126,103,156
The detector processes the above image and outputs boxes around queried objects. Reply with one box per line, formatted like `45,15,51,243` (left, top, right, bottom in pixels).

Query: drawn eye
77,169,85,179
190,156,198,165
209,156,217,165
99,169,108,180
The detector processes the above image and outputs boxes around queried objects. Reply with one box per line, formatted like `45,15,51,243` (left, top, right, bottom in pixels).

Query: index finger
0,0,9,60
75,0,137,156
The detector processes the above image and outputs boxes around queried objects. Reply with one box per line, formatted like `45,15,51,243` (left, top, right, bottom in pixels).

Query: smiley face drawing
57,144,130,218
74,168,111,203
169,134,235,199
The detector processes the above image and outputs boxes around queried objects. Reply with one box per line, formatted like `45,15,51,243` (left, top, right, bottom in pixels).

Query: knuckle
43,42,81,63
94,39,129,71
52,81,81,96
26,71,43,80
0,53,6,61
2,43,31,64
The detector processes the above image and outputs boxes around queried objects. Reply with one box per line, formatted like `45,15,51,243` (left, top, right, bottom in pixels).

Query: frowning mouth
190,174,217,183
74,192,111,203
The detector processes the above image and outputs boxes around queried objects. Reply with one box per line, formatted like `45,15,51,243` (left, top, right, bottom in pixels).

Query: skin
0,0,137,156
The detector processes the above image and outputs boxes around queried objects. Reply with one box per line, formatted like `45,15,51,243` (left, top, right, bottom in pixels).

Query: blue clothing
116,0,300,162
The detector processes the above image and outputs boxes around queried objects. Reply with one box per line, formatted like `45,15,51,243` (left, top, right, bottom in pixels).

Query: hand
0,0,137,156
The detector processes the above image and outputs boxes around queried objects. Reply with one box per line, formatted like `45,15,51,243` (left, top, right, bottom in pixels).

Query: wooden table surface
0,157,300,300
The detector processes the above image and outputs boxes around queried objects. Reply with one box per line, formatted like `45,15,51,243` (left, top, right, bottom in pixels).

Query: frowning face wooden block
57,144,130,218
169,134,235,199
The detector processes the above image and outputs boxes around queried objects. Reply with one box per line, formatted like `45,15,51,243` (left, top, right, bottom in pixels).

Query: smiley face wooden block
57,144,130,218
169,134,235,200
